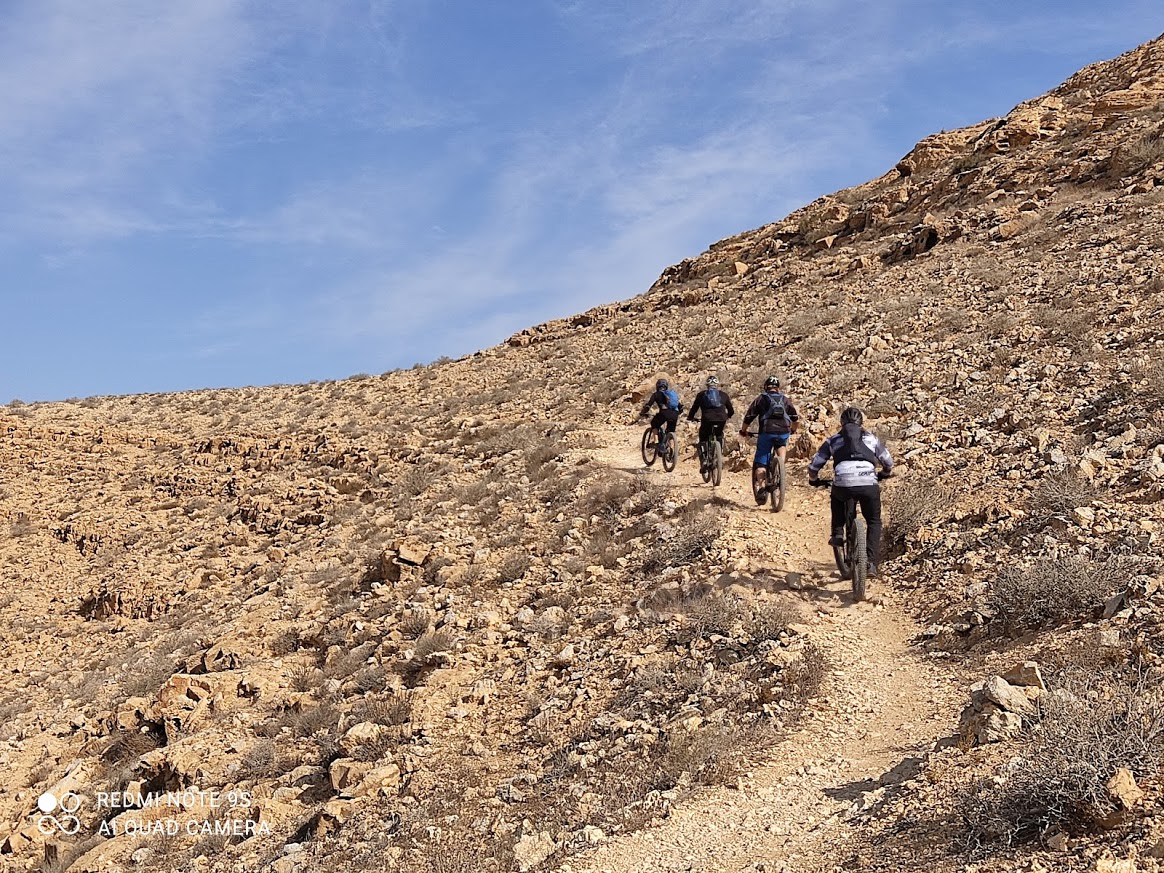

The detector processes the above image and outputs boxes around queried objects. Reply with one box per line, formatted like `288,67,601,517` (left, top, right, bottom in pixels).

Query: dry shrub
577,474,661,522
784,642,828,701
656,724,749,787
749,600,798,642
495,551,532,584
989,555,1112,633
677,593,748,642
641,505,724,574
1027,469,1098,528
961,667,1164,852
1111,123,1164,177
1132,358,1164,410
884,477,952,553
357,692,412,727
103,728,163,765
412,628,453,661
239,739,278,779
675,594,795,644
400,608,432,639
289,663,325,693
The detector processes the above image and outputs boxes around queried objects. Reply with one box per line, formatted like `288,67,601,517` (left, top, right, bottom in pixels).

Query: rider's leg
697,421,714,469
828,485,849,546
753,433,774,503
854,485,884,574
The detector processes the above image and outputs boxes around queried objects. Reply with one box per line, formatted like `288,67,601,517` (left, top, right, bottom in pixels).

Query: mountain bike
641,424,678,472
764,451,786,513
697,432,723,486
810,478,866,599
810,473,890,601
743,432,786,512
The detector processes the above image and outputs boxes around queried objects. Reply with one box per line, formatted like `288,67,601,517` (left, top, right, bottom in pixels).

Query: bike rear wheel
769,455,786,513
833,507,854,580
710,439,723,486
699,441,712,483
851,517,869,601
661,432,678,472
641,427,658,466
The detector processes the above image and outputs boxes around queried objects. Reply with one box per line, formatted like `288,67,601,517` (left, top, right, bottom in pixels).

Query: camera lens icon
37,792,82,835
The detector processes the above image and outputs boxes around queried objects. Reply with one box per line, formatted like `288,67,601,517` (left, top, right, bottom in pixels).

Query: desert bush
961,667,1164,852
495,551,532,584
289,662,325,693
1110,123,1164,177
356,692,412,727
749,601,798,642
400,608,432,639
641,505,724,574
577,474,661,522
989,555,1113,632
412,628,453,661
677,593,748,642
1027,469,1099,528
269,628,302,656
238,739,279,779
103,728,163,765
883,477,953,552
1132,358,1164,410
784,642,828,702
798,336,842,359
655,723,748,787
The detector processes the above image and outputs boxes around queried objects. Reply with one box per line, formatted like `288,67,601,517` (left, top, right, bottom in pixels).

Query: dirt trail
564,428,965,873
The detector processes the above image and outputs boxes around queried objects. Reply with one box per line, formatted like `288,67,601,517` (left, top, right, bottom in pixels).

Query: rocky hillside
2,30,1164,873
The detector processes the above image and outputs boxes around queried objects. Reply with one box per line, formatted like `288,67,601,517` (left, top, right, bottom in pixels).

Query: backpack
839,422,880,466
662,388,681,410
704,388,725,408
759,392,790,427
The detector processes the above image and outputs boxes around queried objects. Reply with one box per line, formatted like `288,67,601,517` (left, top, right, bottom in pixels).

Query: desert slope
1,31,1164,873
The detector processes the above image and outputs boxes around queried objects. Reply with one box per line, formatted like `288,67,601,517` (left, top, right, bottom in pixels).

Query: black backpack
759,392,791,428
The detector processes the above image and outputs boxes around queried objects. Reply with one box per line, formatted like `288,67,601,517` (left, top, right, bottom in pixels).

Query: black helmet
706,375,720,388
763,375,780,390
656,378,669,391
840,406,863,426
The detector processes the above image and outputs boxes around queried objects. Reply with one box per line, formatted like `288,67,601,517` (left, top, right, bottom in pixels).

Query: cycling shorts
754,432,789,467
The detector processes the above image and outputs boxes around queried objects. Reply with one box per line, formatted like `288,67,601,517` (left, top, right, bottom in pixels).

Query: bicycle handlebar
809,478,831,488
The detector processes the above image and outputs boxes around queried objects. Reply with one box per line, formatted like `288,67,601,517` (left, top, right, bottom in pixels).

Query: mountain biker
638,378,683,446
740,376,800,504
688,376,735,472
808,406,894,577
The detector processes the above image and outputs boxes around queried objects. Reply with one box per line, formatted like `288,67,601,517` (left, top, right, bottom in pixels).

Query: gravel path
563,428,965,873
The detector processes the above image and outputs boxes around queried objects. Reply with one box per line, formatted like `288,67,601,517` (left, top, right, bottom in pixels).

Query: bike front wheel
642,427,659,466
699,442,711,483
661,432,678,472
769,455,787,513
851,517,868,601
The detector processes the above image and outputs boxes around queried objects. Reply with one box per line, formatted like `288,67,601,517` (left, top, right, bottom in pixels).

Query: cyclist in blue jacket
638,378,683,444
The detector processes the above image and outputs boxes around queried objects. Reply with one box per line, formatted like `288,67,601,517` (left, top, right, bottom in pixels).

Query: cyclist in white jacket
808,407,893,576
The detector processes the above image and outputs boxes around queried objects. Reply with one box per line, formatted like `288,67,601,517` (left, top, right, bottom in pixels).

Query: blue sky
1,2,1161,401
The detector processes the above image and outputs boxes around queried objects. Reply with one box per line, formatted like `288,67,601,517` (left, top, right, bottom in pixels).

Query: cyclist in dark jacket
638,378,683,437
740,375,799,504
808,406,893,576
688,376,735,471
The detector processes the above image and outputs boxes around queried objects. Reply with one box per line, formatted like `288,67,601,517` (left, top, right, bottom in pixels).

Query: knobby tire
852,517,868,601
642,427,658,467
661,432,678,472
769,455,786,513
